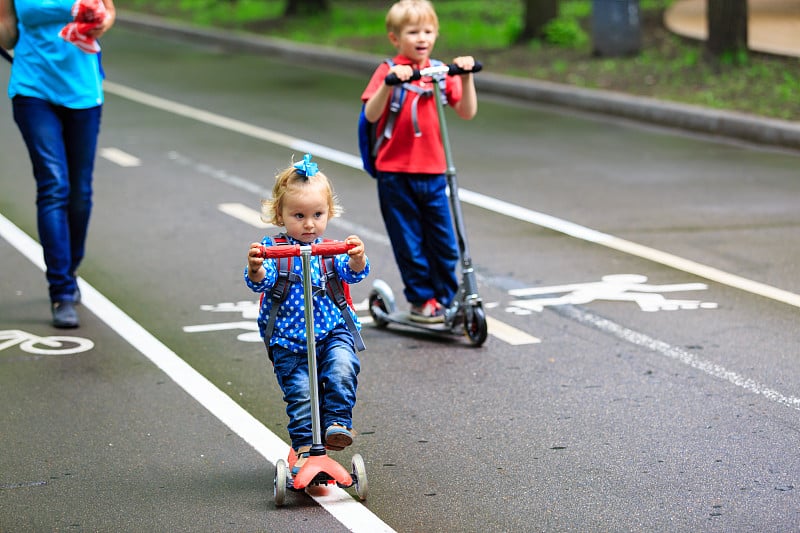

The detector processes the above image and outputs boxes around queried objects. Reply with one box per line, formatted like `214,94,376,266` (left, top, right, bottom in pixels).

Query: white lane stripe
218,202,273,228
219,205,540,346
100,147,141,167
0,212,396,533
486,317,541,345
457,189,800,309
560,304,800,411
104,81,800,310
104,82,363,169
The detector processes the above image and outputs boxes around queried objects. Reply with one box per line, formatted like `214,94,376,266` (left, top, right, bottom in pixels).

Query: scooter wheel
274,459,289,507
351,453,368,501
464,305,488,346
368,291,389,328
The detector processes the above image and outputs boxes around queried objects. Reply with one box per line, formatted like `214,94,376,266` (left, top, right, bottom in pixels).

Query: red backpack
259,235,365,355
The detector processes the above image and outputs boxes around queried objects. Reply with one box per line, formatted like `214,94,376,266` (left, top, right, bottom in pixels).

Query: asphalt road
1,25,799,532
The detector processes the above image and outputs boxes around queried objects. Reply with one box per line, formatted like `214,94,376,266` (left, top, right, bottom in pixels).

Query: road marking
100,147,141,167
508,274,718,312
218,202,273,228
216,206,540,346
0,212,396,533
103,81,800,310
0,329,95,355
558,304,800,412
486,317,541,345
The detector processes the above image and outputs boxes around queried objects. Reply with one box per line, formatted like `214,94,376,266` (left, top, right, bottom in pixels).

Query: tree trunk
706,0,748,58
284,0,330,17
516,0,559,42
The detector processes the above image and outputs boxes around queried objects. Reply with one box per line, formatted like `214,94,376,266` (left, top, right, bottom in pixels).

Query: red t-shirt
361,55,463,175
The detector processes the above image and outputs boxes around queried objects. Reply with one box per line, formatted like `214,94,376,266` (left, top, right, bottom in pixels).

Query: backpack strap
262,234,301,356
429,58,449,107
374,59,402,157
320,254,366,352
263,235,365,355
379,58,447,145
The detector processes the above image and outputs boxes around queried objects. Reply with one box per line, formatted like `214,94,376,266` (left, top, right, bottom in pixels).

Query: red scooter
258,241,367,506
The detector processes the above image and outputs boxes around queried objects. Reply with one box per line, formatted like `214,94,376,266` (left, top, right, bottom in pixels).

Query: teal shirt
8,0,104,108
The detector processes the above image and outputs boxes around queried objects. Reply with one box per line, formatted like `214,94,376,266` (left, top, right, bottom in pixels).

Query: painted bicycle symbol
183,299,371,343
0,329,95,355
183,301,262,342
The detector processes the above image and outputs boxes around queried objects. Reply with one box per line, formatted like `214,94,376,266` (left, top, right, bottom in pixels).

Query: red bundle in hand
59,0,107,54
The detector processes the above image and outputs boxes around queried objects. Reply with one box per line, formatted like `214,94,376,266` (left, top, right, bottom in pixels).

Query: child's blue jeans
13,96,102,303
377,172,459,306
271,325,360,450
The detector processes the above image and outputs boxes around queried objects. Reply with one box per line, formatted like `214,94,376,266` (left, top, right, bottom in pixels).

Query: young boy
361,0,477,323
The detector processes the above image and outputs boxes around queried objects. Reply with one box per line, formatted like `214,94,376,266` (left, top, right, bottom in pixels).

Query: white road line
219,205,540,346
100,147,141,167
103,81,800,310
559,304,800,411
457,189,800,309
0,212,396,533
486,317,541,345
218,202,273,229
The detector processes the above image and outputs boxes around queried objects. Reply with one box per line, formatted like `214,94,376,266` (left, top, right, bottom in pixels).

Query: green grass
122,0,800,121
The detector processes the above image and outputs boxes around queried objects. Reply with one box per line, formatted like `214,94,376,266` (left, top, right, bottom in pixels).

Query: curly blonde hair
261,159,341,226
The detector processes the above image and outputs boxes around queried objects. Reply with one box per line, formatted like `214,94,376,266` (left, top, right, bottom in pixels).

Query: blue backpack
358,59,448,178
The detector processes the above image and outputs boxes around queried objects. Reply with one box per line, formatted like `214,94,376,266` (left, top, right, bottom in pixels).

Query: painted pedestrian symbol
507,274,718,313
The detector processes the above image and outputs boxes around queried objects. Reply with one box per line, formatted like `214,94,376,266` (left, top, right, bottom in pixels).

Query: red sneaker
410,298,445,323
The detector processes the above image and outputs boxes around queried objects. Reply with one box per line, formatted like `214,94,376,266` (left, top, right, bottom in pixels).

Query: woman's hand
0,0,19,50
87,0,116,38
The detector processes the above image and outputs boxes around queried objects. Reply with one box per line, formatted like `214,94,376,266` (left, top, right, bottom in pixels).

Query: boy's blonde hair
386,0,439,35
261,160,341,226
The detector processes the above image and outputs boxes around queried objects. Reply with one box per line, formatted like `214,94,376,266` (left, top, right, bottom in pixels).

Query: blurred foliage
121,0,799,120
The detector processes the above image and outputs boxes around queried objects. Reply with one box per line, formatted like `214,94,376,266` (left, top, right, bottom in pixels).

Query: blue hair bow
293,154,319,177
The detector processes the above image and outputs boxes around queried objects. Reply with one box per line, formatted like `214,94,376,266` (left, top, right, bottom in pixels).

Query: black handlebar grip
384,70,421,86
384,61,482,86
448,61,483,76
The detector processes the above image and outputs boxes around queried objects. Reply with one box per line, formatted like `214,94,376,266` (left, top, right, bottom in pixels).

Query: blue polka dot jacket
244,235,370,354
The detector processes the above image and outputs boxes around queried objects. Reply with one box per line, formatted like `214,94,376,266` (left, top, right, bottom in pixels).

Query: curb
116,12,800,152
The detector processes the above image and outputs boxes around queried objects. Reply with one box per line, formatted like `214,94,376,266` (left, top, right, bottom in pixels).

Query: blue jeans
271,325,360,450
377,172,459,306
13,97,102,303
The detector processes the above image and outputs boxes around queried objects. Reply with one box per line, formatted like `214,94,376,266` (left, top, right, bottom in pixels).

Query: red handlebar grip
311,241,355,256
258,241,355,258
258,244,301,258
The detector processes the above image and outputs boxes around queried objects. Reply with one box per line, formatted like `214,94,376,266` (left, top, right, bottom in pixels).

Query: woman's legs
13,97,101,305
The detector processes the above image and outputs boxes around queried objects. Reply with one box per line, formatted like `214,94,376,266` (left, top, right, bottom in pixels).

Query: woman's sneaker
51,301,79,329
410,298,445,323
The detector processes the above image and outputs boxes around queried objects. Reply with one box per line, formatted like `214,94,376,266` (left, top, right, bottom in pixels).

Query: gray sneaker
52,301,79,329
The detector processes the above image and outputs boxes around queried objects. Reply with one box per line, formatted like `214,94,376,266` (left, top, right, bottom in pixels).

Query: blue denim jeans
377,172,459,306
271,325,360,450
13,96,102,303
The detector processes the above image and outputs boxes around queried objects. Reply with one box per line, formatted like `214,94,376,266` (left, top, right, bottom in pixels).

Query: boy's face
389,21,437,65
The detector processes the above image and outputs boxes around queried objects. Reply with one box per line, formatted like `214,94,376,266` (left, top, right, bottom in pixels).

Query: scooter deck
378,310,458,334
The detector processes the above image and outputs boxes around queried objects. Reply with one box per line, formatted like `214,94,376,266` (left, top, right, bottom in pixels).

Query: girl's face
277,182,330,244
390,21,437,65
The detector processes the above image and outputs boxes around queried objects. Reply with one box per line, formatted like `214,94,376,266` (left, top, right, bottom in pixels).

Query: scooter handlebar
258,241,355,258
384,61,482,86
